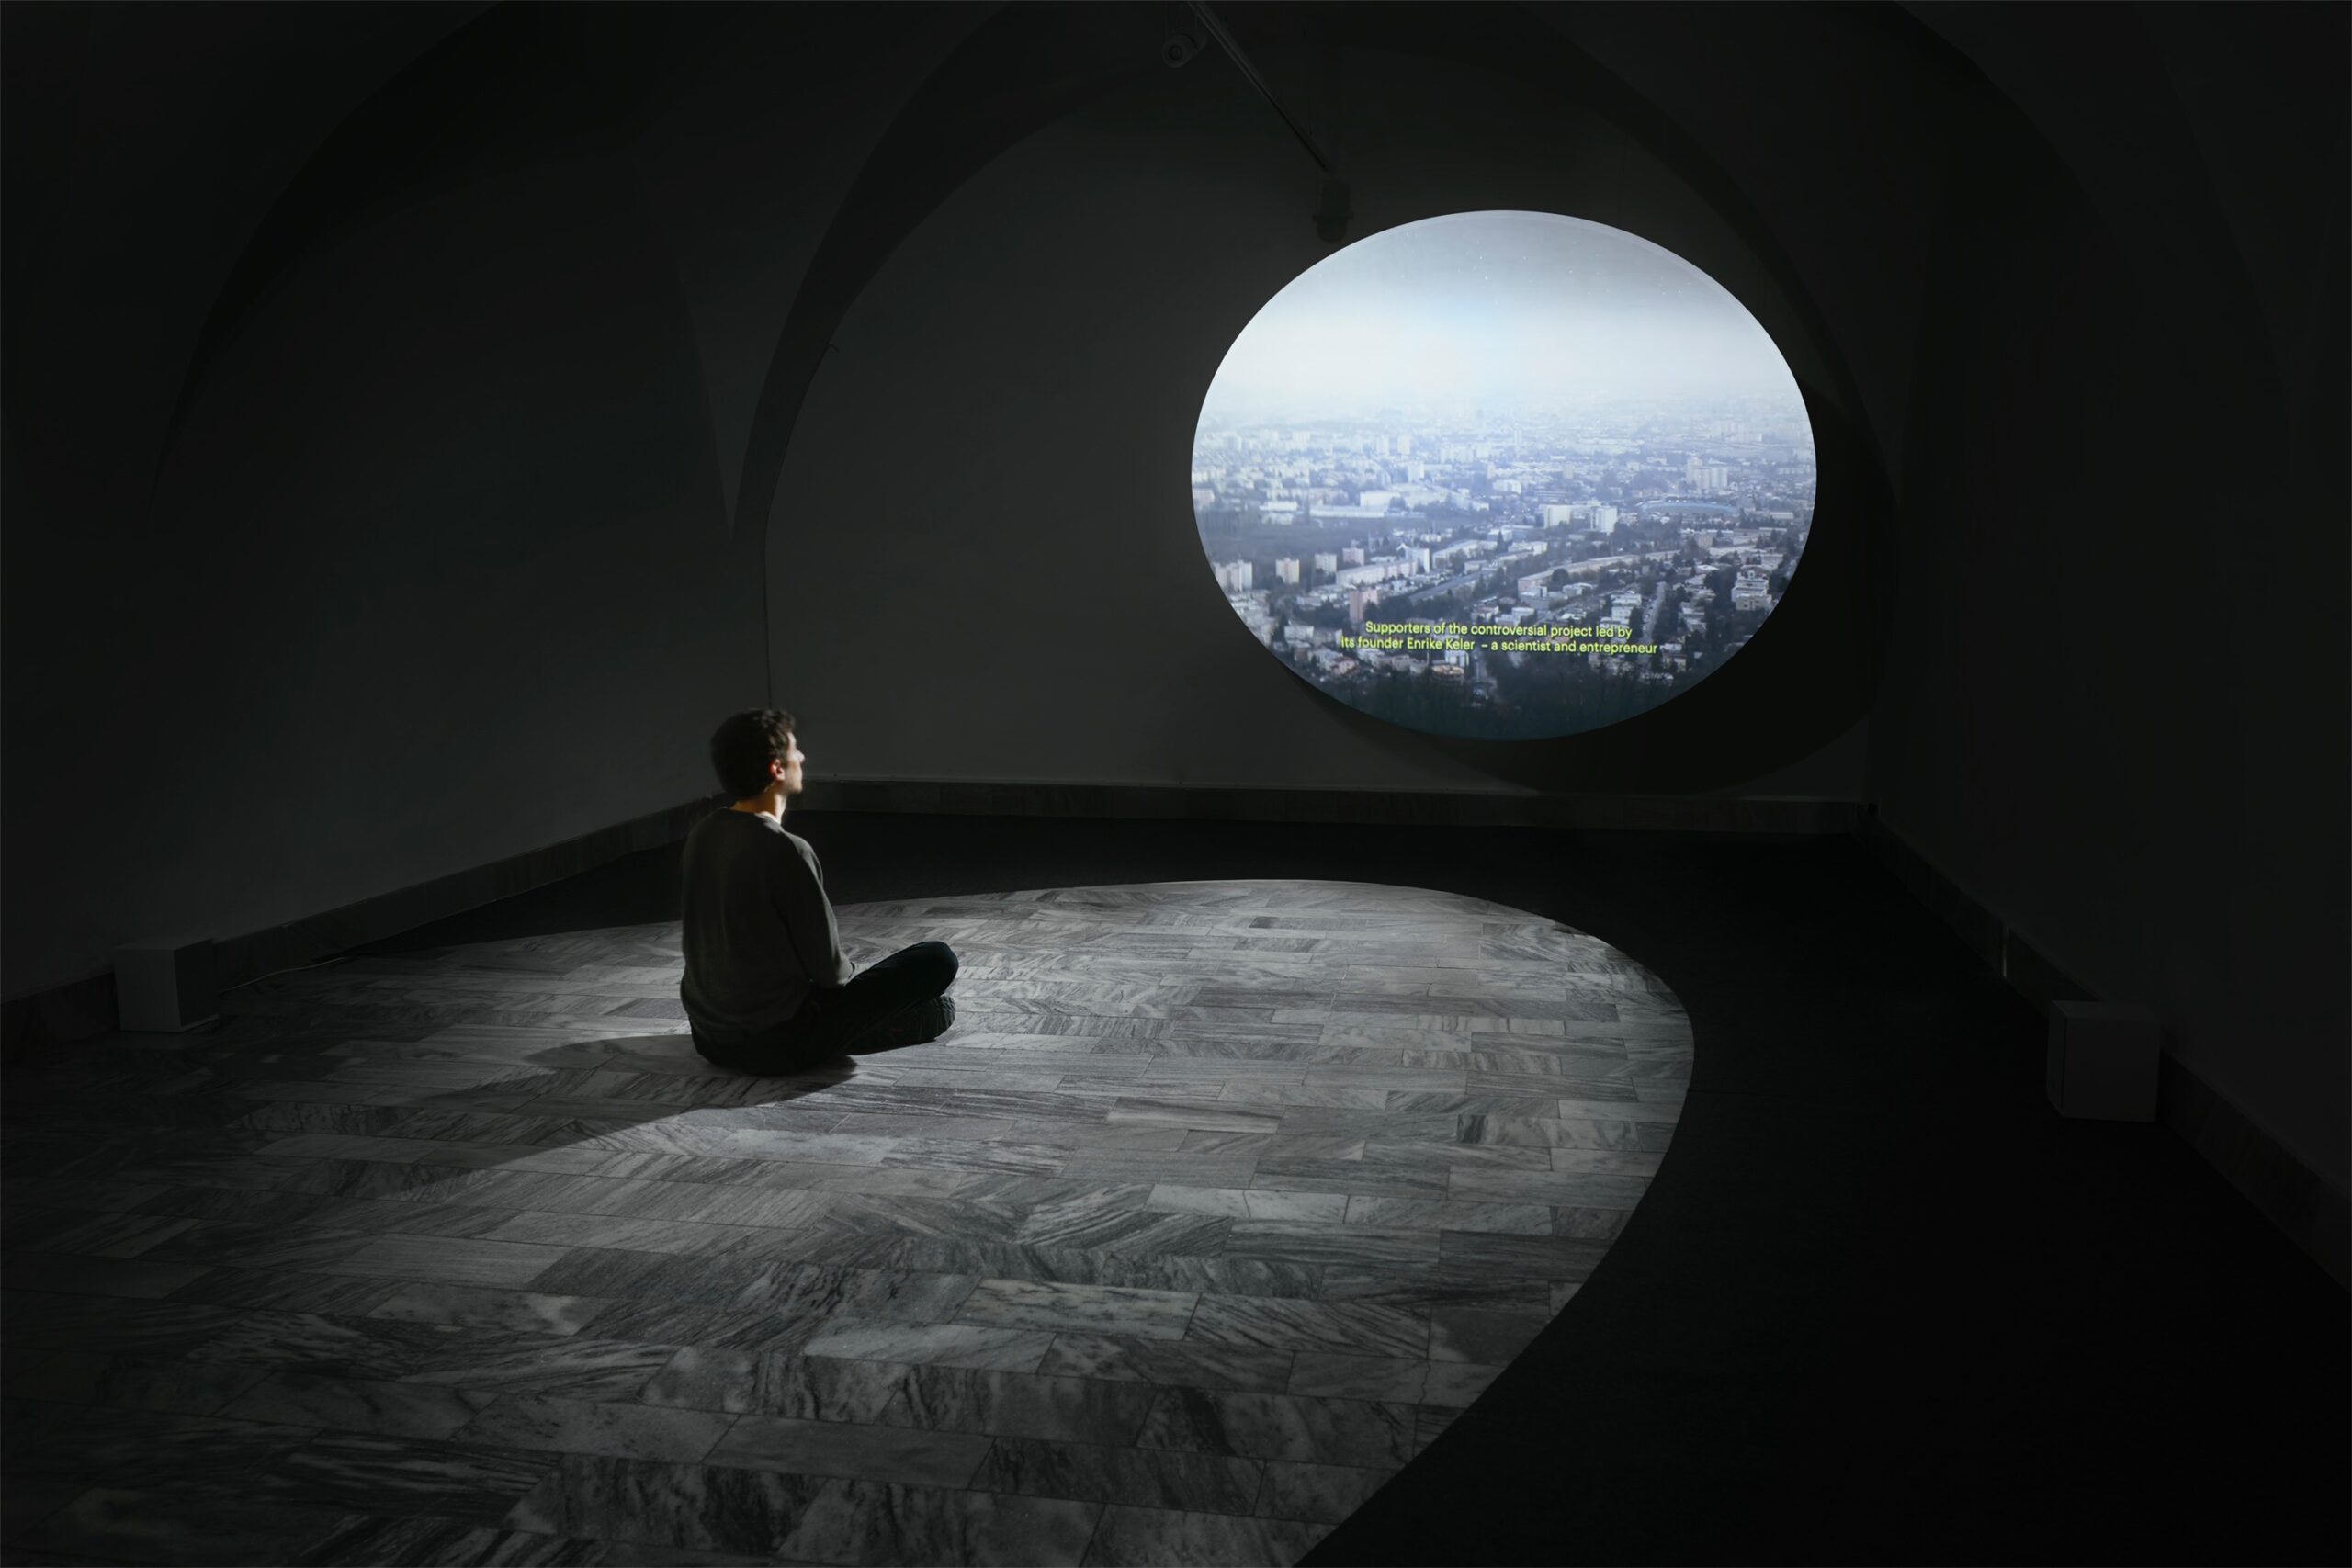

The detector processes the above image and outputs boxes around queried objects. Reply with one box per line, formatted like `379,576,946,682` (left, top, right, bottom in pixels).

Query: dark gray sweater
679,808,853,1039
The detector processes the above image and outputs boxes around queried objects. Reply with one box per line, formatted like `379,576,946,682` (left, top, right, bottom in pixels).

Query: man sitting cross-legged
680,707,957,1074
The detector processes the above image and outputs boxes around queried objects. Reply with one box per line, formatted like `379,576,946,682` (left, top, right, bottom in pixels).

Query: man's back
678,808,852,1042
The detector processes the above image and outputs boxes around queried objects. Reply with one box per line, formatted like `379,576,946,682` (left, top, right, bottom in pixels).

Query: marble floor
0,879,1690,1566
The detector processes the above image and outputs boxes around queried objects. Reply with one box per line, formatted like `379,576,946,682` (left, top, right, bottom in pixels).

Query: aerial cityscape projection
1192,210,1817,739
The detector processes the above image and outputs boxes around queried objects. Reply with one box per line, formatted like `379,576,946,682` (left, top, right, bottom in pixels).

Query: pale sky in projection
1203,211,1800,416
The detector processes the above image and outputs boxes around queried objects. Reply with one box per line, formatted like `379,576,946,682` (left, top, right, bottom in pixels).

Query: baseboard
1,784,1856,1063
800,777,1864,835
1853,805,2350,1291
19,782,2334,1285
0,796,718,1062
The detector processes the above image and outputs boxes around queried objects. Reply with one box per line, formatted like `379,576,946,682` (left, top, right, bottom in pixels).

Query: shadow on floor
333,810,2349,1566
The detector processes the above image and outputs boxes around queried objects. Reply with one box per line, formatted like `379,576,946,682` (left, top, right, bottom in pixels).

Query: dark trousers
691,941,958,1075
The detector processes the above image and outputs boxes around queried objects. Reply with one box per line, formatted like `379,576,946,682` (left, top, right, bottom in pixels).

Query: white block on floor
114,937,220,1032
2046,1000,2160,1121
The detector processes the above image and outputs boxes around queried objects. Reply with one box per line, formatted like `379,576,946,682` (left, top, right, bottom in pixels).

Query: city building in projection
1191,209,1817,741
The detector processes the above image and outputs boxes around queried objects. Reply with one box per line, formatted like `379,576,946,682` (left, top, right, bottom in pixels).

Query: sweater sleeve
771,835,855,988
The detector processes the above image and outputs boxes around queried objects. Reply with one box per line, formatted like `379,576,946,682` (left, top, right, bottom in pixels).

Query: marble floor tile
1184,1294,1429,1359
1427,1304,1554,1363
1340,1197,1555,1235
1217,1083,1389,1109
1034,1334,1295,1393
1313,1269,1551,1310
639,1348,914,1422
1351,1118,1530,1155
813,1265,983,1323
1079,1504,1327,1567
1224,1220,1442,1269
1247,1161,1448,1201
1412,1404,1460,1454
300,1195,526,1239
775,1479,1101,1567
452,1393,739,1463
956,1278,1199,1339
11,1486,361,1567
1556,1094,1683,1125
0,1252,218,1300
369,1283,614,1336
1420,1360,1505,1407
2,1178,172,1213
399,1337,685,1403
1283,1351,1430,1404
1253,1459,1396,1524
1444,1166,1655,1208
0,1293,246,1358
572,1300,820,1357
1102,1099,1285,1134
1056,1153,1262,1188
876,1365,1159,1445
1012,1247,1320,1303
801,1319,1057,1373
0,1401,316,1492
264,1431,560,1521
837,1113,1024,1143
1261,1096,1440,1133
1013,1203,1233,1257
802,1165,990,1199
971,1435,1263,1515
1555,1205,1631,1240
582,1537,776,1564
294,1514,608,1565
169,1311,456,1380
220,1371,498,1439
2,1351,269,1417
330,1235,572,1289
3,1208,199,1258
1384,1089,1562,1118
504,1454,830,1556
820,1193,1027,1245
476,1213,783,1258
276,1161,489,1205
1003,1122,1190,1153
1437,1231,1611,1281
768,1233,1003,1279
1195,1132,1350,1160
1459,1113,1643,1150
612,1182,837,1229
705,1414,990,1488
1,878,1683,1565
1135,1387,1415,1469
1141,1186,1347,1223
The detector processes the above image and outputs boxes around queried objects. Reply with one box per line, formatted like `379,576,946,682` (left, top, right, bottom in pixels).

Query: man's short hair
709,708,797,800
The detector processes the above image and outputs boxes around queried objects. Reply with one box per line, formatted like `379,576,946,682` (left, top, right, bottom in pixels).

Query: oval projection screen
1190,210,1816,740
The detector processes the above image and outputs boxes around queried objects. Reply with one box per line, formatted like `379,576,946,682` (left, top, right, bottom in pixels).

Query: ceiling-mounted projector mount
1178,1,1351,244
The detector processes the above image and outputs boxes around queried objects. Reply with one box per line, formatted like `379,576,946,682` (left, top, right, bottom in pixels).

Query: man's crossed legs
691,941,959,1075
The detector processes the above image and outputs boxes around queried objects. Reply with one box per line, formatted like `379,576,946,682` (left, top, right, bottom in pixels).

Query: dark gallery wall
767,25,1882,797
0,5,984,997
2,6,2343,1197
1866,6,2350,1189
1552,2,2346,1189
761,1,2349,1187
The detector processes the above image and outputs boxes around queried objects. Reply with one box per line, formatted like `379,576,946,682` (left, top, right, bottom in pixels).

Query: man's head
709,708,805,802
